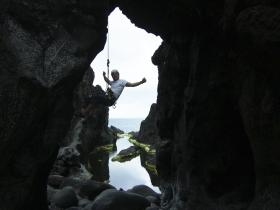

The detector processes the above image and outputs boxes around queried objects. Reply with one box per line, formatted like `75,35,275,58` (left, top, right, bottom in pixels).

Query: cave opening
91,7,162,119
85,7,162,192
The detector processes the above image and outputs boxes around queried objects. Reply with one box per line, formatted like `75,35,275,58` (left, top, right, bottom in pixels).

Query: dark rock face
114,1,280,210
0,1,110,209
137,103,160,146
132,103,160,186
64,67,116,171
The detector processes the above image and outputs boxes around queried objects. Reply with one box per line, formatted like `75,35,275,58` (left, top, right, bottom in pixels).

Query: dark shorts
86,94,116,107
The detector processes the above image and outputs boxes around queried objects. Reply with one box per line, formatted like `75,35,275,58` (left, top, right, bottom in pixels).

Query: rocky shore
48,121,161,210
48,177,160,210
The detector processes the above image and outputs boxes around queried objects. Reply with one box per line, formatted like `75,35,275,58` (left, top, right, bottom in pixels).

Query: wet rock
79,179,115,200
140,152,159,186
47,185,59,204
127,185,160,198
51,147,81,177
83,203,94,210
87,149,110,182
145,196,160,206
145,206,160,210
48,174,65,189
60,177,84,191
52,186,79,209
111,146,140,162
110,125,124,134
138,103,160,147
66,207,83,210
89,189,150,210
78,198,91,208
128,131,139,139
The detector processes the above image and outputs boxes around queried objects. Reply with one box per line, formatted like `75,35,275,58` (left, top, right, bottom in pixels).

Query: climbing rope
105,1,116,109
105,10,116,109
106,29,110,88
106,0,110,90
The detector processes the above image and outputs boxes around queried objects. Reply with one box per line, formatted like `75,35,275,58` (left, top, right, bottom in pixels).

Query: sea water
108,118,160,192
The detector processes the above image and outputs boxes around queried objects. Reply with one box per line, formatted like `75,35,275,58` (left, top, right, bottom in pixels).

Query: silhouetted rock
79,180,115,200
138,103,160,146
110,125,124,134
0,0,110,208
59,177,84,191
89,189,150,210
66,207,83,210
52,186,78,209
51,147,81,177
78,198,91,208
146,206,160,210
127,185,160,199
48,175,65,189
112,146,140,162
145,195,160,206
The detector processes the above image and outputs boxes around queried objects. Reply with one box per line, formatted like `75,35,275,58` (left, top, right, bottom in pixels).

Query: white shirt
109,79,127,99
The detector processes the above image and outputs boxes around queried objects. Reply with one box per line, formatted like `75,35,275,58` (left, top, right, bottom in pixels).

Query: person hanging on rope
103,69,147,106
81,69,146,116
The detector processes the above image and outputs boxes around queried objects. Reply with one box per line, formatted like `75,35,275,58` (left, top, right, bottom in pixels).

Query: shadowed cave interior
1,0,280,210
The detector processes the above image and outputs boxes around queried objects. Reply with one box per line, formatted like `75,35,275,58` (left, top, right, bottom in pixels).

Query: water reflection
88,136,159,193
109,137,159,192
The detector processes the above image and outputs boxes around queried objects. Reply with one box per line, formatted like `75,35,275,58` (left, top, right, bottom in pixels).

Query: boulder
145,207,160,210
145,196,160,206
47,186,58,204
79,180,115,200
110,125,124,134
89,189,150,210
52,186,79,209
111,146,140,162
127,185,160,198
78,198,91,207
48,175,65,189
66,207,83,210
60,177,84,191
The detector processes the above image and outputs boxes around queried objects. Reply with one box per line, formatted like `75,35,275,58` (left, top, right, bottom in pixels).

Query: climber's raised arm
125,78,147,87
103,71,111,85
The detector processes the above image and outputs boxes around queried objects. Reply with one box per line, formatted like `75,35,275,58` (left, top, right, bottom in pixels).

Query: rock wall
114,0,280,210
62,67,117,180
137,103,160,146
0,1,111,209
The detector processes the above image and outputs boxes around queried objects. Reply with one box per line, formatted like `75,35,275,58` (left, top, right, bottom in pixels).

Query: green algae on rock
111,146,140,163
145,161,158,176
128,138,156,154
93,144,114,153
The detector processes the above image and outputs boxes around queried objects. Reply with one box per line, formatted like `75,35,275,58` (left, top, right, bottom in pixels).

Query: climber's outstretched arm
103,71,111,85
126,78,147,87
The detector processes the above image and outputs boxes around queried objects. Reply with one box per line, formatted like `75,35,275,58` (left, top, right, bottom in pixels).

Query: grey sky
91,8,162,119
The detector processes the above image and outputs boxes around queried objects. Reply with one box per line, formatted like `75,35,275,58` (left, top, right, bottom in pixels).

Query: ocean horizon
109,118,144,133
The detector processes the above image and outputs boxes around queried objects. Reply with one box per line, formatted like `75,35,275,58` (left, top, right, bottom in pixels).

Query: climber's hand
142,78,147,83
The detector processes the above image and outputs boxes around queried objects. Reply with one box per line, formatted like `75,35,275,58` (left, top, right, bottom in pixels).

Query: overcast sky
90,8,162,119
